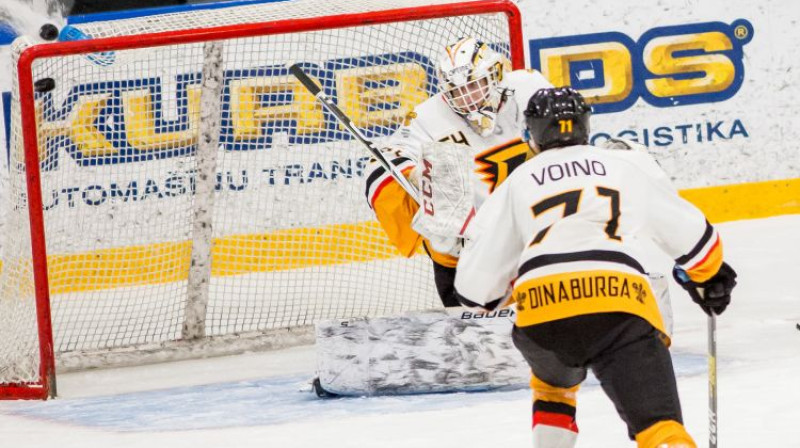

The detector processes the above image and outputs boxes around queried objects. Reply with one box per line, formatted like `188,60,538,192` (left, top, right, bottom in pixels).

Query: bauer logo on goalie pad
460,308,515,320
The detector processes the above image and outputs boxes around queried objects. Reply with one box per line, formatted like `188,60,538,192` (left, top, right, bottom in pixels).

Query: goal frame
4,0,524,400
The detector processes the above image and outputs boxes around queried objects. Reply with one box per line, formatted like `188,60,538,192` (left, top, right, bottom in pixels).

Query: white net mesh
0,0,517,391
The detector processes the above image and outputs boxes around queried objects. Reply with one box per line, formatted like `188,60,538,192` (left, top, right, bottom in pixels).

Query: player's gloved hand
672,262,737,316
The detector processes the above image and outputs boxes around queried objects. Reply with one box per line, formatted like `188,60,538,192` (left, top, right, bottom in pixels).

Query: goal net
0,0,523,398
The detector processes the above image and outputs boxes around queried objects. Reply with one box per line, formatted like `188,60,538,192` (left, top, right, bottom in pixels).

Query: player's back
499,144,668,278
458,142,676,332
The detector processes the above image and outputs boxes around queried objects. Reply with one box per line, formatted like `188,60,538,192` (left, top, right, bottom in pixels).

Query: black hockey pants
512,313,683,439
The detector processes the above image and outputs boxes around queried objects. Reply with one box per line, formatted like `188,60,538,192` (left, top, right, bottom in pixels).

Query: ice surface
0,215,798,447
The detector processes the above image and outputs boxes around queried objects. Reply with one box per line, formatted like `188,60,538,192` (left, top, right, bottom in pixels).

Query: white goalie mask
437,37,511,136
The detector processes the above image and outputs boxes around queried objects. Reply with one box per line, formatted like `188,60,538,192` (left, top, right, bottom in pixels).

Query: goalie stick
289,64,420,204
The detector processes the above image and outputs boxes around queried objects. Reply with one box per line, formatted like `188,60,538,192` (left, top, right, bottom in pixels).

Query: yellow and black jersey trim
518,250,647,278
364,156,414,208
675,220,723,283
512,269,666,335
509,250,666,334
675,220,713,264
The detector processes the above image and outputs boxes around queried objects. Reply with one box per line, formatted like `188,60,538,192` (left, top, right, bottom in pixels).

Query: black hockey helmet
524,87,591,151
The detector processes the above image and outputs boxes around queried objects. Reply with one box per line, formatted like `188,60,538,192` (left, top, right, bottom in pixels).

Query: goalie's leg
429,259,460,307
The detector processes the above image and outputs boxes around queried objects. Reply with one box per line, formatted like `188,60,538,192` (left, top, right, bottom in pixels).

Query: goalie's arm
366,153,423,258
362,107,462,267
366,154,461,267
291,64,437,259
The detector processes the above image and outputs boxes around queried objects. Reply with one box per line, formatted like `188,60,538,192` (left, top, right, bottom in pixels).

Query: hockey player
313,37,555,398
365,37,553,306
454,87,738,447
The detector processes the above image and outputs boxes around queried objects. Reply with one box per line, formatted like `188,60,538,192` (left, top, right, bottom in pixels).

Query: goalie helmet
524,87,592,151
437,37,511,137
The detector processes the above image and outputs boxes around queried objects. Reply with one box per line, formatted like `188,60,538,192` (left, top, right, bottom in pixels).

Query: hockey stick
289,64,420,204
708,313,718,448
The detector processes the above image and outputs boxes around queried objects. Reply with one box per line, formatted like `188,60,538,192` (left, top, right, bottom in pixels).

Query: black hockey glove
673,262,737,316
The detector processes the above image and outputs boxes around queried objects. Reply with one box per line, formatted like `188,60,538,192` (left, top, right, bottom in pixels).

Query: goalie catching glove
409,141,475,258
673,262,737,316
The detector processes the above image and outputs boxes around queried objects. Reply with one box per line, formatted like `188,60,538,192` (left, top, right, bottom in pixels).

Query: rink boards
0,0,798,294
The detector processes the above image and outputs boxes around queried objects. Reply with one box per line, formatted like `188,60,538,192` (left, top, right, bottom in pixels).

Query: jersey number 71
530,187,622,245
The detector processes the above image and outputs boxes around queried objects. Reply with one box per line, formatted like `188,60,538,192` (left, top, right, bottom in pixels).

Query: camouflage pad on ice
315,309,529,396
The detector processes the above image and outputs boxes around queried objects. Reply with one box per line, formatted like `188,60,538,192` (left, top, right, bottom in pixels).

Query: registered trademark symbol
734,25,749,40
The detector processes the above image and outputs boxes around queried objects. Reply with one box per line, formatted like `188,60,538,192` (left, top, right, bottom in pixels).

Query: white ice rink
1,214,798,447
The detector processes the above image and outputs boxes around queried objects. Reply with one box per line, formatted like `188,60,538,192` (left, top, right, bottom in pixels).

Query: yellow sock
635,420,696,448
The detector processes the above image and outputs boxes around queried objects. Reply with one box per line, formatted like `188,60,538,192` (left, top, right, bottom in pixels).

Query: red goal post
2,0,524,399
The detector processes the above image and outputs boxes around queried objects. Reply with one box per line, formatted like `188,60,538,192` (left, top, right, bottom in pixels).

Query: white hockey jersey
365,69,553,264
454,142,724,334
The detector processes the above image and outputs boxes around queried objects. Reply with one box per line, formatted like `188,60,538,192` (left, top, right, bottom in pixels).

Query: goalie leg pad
315,309,527,396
